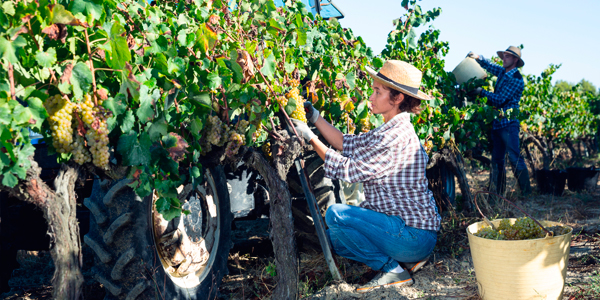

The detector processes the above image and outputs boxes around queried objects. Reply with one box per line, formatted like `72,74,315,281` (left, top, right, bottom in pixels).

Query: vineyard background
0,0,598,299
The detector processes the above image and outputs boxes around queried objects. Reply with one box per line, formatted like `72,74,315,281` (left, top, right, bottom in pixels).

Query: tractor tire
287,151,345,250
440,163,456,208
84,166,232,300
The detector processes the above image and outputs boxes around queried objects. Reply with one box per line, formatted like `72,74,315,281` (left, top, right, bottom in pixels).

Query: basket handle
473,191,554,237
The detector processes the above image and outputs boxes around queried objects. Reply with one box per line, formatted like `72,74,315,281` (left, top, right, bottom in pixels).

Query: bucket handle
473,191,554,237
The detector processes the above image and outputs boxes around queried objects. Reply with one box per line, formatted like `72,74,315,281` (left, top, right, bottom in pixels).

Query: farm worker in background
291,61,441,293
468,46,532,196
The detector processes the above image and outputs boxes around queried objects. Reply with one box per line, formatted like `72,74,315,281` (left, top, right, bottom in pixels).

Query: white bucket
467,219,572,300
452,57,487,84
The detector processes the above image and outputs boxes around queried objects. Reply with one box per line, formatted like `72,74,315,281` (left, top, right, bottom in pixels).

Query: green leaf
2,1,15,16
137,86,156,123
2,172,17,188
69,0,103,23
167,57,186,76
26,98,48,129
71,62,93,100
0,103,11,125
285,99,297,116
0,151,10,169
260,53,276,80
0,37,17,63
103,94,128,116
35,48,57,68
160,204,181,221
190,117,203,136
147,118,168,141
346,72,356,90
12,104,32,125
207,72,222,90
120,110,135,133
105,22,131,70
191,166,201,178
52,4,75,24
117,132,151,166
296,29,307,46
189,91,211,110
406,28,417,50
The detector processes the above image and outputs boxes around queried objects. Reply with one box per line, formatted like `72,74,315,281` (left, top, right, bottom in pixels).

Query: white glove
467,51,479,60
304,101,320,124
290,119,317,143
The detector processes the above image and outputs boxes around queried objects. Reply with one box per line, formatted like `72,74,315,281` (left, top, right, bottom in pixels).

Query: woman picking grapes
292,60,441,293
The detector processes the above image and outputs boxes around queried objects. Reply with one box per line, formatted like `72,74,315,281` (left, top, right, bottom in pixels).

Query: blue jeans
325,204,437,273
491,122,528,173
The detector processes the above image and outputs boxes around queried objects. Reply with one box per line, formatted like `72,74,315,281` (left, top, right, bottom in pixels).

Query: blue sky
337,0,600,88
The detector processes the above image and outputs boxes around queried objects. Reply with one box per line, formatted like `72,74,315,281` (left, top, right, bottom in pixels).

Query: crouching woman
292,60,441,293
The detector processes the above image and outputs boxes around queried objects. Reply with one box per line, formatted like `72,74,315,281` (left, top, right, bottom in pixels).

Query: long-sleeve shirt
477,56,524,130
323,113,441,231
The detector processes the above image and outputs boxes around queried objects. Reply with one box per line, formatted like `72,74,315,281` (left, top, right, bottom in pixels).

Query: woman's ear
393,92,405,106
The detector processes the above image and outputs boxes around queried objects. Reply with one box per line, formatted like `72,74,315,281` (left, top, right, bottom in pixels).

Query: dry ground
2,161,599,300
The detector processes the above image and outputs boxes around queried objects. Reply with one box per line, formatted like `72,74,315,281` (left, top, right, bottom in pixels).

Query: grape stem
8,62,16,101
84,29,98,106
473,190,553,237
268,117,283,140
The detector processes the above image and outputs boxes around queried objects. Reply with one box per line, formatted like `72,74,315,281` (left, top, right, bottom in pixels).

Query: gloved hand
467,87,483,96
290,119,317,143
304,101,320,124
467,51,479,60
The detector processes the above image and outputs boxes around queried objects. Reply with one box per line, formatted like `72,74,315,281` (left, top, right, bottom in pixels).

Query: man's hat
365,60,431,101
497,46,524,68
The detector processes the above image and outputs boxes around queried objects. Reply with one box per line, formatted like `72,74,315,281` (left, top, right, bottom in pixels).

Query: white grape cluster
474,217,548,240
225,131,245,158
358,115,371,133
201,115,230,155
287,88,307,123
71,134,92,165
86,118,110,169
45,95,75,153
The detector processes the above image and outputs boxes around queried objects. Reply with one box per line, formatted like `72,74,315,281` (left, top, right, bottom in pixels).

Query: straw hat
497,46,525,68
365,60,431,101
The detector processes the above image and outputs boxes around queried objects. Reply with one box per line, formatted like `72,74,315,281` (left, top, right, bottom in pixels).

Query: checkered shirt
477,56,524,130
323,113,441,231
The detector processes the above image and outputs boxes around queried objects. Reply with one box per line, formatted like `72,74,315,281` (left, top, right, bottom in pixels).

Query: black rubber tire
287,151,345,214
440,163,456,208
84,166,232,300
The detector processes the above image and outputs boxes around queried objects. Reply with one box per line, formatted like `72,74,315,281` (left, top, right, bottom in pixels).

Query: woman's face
369,81,402,120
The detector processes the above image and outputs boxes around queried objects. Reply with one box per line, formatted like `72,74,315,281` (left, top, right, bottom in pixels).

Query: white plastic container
452,57,487,84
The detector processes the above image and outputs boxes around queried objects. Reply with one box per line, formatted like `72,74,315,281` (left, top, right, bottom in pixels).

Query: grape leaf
120,110,135,133
35,48,57,68
117,132,151,166
1,172,17,188
71,62,93,100
260,53,276,80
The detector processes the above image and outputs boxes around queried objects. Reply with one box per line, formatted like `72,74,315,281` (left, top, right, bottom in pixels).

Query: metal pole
294,158,342,281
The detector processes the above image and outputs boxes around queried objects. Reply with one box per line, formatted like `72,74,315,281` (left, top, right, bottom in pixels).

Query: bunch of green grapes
358,115,371,133
80,94,95,126
475,217,546,240
206,115,229,146
71,133,92,165
423,140,433,153
85,117,110,169
44,95,76,153
276,95,288,108
236,119,249,134
261,142,272,159
288,78,300,88
513,217,544,240
225,131,245,158
252,123,264,142
474,226,502,240
287,88,307,123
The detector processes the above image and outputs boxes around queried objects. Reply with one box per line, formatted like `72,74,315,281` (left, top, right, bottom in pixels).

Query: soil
1,165,599,300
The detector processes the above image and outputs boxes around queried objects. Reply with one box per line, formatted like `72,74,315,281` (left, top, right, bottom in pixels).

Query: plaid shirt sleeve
476,56,504,77
481,73,524,108
324,132,393,184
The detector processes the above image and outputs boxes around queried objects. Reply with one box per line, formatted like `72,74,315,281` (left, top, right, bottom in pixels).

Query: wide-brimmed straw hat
365,60,431,101
497,46,524,68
